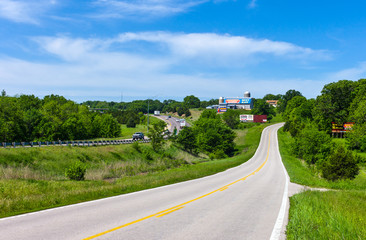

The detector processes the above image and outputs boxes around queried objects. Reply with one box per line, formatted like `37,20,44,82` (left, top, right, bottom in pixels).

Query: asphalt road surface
0,123,289,240
153,115,188,134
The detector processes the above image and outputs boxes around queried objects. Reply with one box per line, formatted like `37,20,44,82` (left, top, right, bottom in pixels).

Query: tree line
282,79,366,181
0,93,120,142
83,95,218,113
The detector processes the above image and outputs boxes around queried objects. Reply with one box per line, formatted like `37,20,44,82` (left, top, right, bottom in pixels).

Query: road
153,115,189,134
0,123,289,240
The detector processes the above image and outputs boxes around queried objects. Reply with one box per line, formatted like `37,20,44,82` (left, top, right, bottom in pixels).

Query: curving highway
0,123,290,240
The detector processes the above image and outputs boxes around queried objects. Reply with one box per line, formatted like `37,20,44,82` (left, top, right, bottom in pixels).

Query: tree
175,127,197,153
320,145,359,181
193,115,236,156
252,99,276,121
200,109,220,119
313,80,357,132
263,94,282,101
184,108,191,117
291,124,332,165
177,107,185,116
147,121,167,152
200,99,218,108
222,109,240,129
278,90,303,113
347,123,366,151
283,96,314,137
126,117,137,128
1,89,6,97
184,95,200,109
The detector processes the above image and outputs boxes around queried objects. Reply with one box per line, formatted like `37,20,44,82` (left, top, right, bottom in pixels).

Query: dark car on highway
132,132,144,140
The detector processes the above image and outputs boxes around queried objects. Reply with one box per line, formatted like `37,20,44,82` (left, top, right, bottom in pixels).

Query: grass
0,123,266,218
287,190,366,240
278,128,366,239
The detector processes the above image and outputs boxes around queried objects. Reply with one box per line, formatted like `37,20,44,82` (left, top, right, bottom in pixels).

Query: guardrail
0,139,150,148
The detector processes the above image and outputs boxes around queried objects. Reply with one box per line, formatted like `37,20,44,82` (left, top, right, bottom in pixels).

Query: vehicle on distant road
154,111,160,116
132,132,144,140
179,119,186,129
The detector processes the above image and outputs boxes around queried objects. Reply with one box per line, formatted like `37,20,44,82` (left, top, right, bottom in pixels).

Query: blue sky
0,0,366,102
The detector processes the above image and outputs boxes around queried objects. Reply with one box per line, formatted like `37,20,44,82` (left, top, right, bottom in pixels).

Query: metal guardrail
0,139,151,148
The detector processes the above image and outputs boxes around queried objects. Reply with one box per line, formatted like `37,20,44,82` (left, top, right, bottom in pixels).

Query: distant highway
0,123,289,239
153,115,189,134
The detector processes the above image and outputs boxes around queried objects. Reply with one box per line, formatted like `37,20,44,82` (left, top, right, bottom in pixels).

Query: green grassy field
278,128,366,239
0,123,266,218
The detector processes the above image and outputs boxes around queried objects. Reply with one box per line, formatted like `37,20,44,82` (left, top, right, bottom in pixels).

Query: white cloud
328,62,366,81
0,32,331,100
0,0,57,24
115,32,331,61
92,0,207,19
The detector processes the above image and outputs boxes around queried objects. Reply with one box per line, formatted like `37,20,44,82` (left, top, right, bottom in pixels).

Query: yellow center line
155,206,185,218
83,131,272,240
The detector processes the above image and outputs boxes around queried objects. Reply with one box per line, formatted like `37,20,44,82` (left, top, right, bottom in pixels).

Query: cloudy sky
0,0,366,102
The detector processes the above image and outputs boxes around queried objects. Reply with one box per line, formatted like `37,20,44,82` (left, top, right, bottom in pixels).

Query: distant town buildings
206,91,253,112
266,100,279,108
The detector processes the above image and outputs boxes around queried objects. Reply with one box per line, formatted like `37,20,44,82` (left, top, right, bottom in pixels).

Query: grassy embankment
0,123,266,218
278,129,366,239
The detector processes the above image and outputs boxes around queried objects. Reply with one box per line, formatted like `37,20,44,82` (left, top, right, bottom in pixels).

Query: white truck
154,111,160,116
179,119,186,129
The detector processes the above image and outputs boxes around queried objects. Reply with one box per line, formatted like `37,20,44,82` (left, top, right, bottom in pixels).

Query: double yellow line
84,132,271,240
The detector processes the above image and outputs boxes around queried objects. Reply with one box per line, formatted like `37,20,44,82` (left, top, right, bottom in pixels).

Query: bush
347,123,366,151
65,161,86,181
320,145,359,181
126,117,137,128
209,149,227,160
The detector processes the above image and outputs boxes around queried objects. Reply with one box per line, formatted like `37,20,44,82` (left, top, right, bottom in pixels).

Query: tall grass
287,190,366,240
0,124,265,218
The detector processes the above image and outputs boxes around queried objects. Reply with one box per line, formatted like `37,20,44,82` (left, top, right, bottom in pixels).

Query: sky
0,0,366,102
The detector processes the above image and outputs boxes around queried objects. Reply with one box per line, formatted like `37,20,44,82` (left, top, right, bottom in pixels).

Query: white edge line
270,124,289,240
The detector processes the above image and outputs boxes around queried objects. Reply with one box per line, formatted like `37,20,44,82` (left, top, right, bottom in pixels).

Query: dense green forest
83,95,218,113
0,94,120,142
282,79,366,180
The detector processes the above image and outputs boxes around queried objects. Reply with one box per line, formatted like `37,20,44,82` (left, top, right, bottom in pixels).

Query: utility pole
147,99,150,134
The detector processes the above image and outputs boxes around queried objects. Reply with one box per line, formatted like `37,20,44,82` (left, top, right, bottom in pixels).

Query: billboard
218,107,227,113
343,122,354,131
240,114,253,122
332,122,354,133
224,98,251,104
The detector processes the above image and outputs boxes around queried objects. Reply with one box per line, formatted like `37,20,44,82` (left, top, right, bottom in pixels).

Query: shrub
209,149,227,160
126,117,137,128
65,161,86,181
320,145,359,181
